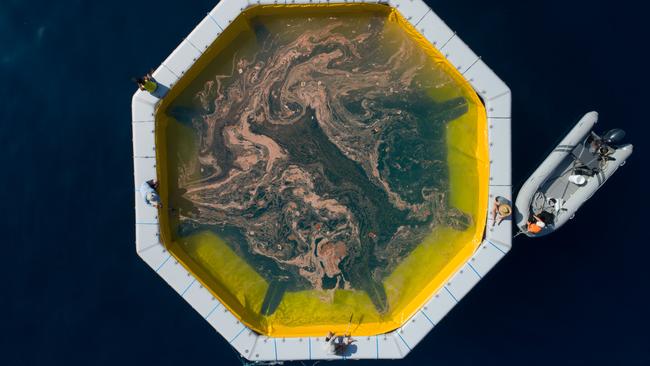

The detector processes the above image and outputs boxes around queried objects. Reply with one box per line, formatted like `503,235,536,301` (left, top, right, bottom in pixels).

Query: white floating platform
132,0,512,361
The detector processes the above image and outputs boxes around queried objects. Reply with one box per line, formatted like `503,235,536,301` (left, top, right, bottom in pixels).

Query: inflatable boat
514,111,633,237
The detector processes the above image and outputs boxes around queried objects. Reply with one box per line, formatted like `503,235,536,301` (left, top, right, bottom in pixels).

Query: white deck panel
488,117,512,186
390,0,430,23
309,337,340,361
187,16,222,51
486,213,513,248
486,185,513,246
275,337,311,361
421,290,456,325
207,306,247,342
138,243,169,272
486,92,511,118
445,264,481,302
396,311,434,351
440,36,479,74
392,332,410,356
417,10,454,47
152,64,180,88
156,258,195,294
182,283,218,318
347,336,379,360
255,0,286,4
308,335,381,360
132,122,155,158
180,279,197,297
249,337,277,362
131,97,156,122
134,191,158,224
133,184,157,216
377,334,405,359
491,238,510,252
230,329,258,359
470,240,507,277
133,157,157,188
163,40,202,77
135,223,159,252
132,89,160,106
465,59,510,100
209,0,248,29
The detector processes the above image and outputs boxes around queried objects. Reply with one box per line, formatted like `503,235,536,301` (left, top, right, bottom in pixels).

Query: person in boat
596,145,615,163
135,73,158,94
587,132,603,153
537,210,555,224
140,179,162,208
491,196,512,226
527,213,546,234
588,132,616,163
547,197,565,214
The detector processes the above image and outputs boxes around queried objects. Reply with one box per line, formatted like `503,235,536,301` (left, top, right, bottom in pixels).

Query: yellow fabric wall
155,4,488,337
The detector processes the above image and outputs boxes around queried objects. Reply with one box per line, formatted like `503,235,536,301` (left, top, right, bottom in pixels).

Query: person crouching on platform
135,72,158,94
491,196,512,227
140,179,162,209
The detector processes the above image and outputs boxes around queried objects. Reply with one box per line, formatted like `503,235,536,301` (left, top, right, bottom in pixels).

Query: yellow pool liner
155,3,488,337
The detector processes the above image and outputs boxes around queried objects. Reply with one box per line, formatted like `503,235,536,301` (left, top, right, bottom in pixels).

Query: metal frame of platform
132,0,511,360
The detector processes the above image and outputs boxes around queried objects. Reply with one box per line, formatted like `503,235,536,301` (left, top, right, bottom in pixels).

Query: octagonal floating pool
153,4,488,337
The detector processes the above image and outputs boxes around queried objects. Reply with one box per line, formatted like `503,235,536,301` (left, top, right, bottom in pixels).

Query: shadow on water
260,280,289,316
168,187,199,218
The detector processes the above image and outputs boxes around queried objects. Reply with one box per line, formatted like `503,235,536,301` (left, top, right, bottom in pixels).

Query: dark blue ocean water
1,0,648,364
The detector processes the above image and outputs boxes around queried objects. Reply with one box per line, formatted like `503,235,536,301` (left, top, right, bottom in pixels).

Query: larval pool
154,4,488,337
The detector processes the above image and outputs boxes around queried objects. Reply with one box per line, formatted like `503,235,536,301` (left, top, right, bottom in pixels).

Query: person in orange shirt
527,214,546,234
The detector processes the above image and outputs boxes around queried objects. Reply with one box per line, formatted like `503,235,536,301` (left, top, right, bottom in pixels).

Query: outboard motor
593,129,625,163
602,129,626,145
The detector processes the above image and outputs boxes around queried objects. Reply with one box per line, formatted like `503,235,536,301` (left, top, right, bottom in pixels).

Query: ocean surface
1,0,647,365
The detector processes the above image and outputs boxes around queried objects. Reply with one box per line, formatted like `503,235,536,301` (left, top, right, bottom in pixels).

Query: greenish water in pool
158,8,482,324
